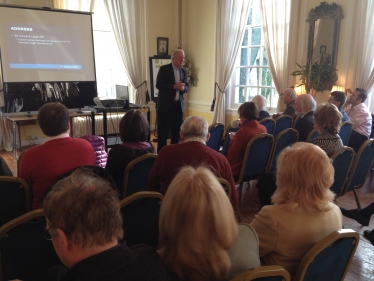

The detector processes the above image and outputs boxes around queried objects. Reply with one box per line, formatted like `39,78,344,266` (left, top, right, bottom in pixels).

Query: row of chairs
307,122,353,145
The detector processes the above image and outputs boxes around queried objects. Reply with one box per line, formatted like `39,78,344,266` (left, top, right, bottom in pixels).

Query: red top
19,137,96,210
227,120,267,177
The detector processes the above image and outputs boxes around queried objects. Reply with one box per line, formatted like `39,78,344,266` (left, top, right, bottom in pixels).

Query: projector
99,99,126,108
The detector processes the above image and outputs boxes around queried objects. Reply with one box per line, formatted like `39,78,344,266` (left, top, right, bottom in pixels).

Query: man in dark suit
294,94,316,142
156,49,189,152
328,91,350,122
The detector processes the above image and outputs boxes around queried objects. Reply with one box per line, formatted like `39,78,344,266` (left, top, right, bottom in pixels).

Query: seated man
43,167,170,280
345,88,372,151
281,88,297,117
293,94,316,142
328,91,350,122
147,116,238,207
19,102,96,210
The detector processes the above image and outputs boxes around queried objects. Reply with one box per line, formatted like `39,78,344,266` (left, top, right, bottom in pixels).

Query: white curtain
212,0,251,125
104,0,147,104
260,0,299,112
351,0,374,112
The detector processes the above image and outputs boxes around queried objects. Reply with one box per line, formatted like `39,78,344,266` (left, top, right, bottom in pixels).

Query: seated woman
252,95,270,120
159,166,260,281
105,109,155,192
310,103,343,157
250,142,342,277
227,102,267,178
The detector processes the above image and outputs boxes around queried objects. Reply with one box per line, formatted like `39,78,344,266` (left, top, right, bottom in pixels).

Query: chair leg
238,182,244,203
353,189,362,209
236,204,242,222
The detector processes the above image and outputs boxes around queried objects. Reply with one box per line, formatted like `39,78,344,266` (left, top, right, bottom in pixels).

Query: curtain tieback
135,81,147,89
211,82,225,112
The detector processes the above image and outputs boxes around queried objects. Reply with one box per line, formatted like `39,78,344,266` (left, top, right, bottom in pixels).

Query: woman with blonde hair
250,142,342,278
310,103,343,157
252,94,270,120
159,166,260,280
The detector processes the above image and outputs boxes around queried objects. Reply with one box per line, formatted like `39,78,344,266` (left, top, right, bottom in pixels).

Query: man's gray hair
171,49,184,59
299,94,316,111
283,88,297,100
251,95,267,111
180,116,208,140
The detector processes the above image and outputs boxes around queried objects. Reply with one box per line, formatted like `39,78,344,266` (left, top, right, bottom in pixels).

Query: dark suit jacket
156,63,189,113
282,100,296,117
295,110,314,142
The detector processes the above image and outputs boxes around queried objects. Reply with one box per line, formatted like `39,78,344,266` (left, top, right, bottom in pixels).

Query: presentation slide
0,5,96,83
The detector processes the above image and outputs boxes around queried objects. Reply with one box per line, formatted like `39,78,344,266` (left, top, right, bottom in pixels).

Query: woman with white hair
159,166,260,280
252,95,270,120
251,142,342,278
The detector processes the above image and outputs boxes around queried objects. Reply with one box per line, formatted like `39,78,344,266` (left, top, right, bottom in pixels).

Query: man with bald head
293,94,316,141
281,88,297,117
147,116,238,207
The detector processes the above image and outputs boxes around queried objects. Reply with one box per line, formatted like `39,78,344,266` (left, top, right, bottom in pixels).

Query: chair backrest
307,129,319,141
222,125,240,156
206,123,224,151
0,209,62,281
259,118,276,135
0,157,12,177
119,191,163,248
292,114,301,128
294,229,359,281
122,153,157,198
274,115,293,137
230,265,290,281
371,114,374,138
330,147,355,198
343,139,374,193
217,178,232,199
237,133,274,184
267,129,299,172
338,122,352,146
0,176,30,228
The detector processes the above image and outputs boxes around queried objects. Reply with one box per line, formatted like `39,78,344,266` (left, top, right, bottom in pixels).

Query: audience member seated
147,116,238,207
19,102,95,210
293,94,316,141
252,95,270,120
328,91,350,122
345,88,372,151
227,102,267,178
281,88,297,117
250,142,342,278
43,167,171,281
105,109,155,191
159,166,260,281
310,103,343,157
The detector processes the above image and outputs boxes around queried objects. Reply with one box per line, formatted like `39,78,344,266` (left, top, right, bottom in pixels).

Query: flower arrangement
291,54,338,95
176,47,197,87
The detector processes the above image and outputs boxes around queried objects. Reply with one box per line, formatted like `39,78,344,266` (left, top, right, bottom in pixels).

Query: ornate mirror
306,2,344,68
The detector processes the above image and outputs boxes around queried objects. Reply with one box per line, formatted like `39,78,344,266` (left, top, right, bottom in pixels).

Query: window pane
247,8,253,25
248,67,259,86
263,47,268,66
253,8,262,25
239,87,246,103
251,27,261,45
261,88,271,100
249,47,260,66
240,48,248,66
240,68,247,85
261,68,272,86
242,29,248,46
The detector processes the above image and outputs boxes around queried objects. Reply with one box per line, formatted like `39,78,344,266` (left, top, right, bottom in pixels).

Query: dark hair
37,102,69,137
330,91,347,108
355,88,368,102
119,109,149,142
237,101,259,121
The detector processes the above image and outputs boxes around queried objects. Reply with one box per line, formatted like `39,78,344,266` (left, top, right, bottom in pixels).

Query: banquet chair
0,176,30,228
206,123,224,151
0,209,62,281
307,129,319,141
230,265,290,281
338,122,352,146
218,178,242,222
236,133,274,202
294,229,359,281
292,114,301,128
259,118,276,135
122,153,157,198
273,115,293,137
119,191,163,248
342,139,374,209
329,147,355,199
267,128,299,173
222,125,240,156
0,157,12,177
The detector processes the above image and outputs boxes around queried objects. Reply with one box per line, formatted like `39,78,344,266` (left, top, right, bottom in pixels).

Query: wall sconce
331,85,345,92
294,85,305,95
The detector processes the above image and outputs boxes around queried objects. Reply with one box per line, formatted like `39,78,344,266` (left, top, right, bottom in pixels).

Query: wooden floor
1,145,374,280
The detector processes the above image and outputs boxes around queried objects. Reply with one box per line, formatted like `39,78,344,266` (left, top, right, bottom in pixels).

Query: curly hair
314,103,342,134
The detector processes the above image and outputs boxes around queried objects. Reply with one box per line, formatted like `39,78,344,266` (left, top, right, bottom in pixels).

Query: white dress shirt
345,103,372,138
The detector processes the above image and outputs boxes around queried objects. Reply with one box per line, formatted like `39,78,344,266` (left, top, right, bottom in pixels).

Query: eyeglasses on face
43,225,54,241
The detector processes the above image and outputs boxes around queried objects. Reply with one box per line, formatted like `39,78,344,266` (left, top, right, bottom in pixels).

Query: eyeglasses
43,225,53,241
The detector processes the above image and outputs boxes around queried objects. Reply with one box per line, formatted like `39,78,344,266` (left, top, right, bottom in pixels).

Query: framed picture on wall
157,37,169,55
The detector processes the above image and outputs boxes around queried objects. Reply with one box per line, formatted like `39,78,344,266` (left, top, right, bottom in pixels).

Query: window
229,0,278,110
